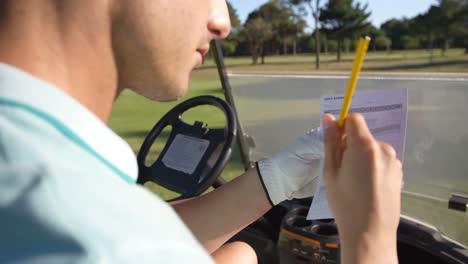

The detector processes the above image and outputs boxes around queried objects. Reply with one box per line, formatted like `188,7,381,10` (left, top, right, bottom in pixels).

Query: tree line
222,0,468,68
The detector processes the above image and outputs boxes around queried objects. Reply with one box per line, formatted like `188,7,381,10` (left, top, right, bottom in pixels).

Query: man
0,1,402,263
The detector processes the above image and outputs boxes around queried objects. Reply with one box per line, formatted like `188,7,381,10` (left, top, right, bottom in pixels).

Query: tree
228,1,241,29
247,0,306,53
321,34,329,54
451,0,468,54
343,38,352,53
221,2,242,56
328,39,338,52
319,0,371,61
413,6,439,62
381,18,412,50
436,0,466,56
455,1,468,53
276,9,307,55
296,33,313,53
375,35,392,52
290,0,322,69
285,16,307,55
246,1,305,61
367,25,387,52
242,17,272,64
401,35,420,50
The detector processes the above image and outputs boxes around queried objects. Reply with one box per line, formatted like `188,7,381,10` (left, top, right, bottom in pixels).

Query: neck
0,0,117,122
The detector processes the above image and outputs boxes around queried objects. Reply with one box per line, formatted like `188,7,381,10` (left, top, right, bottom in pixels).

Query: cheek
144,55,193,101
113,0,202,100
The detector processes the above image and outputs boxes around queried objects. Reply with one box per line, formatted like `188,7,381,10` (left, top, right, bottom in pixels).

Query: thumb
322,114,341,182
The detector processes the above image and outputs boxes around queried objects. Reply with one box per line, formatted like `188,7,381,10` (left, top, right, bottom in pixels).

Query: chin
162,82,189,101
155,72,190,100
144,87,187,102
158,94,185,102
128,75,190,102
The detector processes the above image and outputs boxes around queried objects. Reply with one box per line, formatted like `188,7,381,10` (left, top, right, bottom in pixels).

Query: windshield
227,73,468,246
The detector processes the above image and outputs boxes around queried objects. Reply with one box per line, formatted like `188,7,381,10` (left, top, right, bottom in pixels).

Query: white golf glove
256,128,324,206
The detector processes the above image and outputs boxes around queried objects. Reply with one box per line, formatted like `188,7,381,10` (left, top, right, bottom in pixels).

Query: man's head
111,0,231,101
0,0,230,120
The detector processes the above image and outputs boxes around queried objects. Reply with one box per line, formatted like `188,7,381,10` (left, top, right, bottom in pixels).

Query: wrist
246,167,274,212
256,160,287,206
255,161,276,206
340,231,398,264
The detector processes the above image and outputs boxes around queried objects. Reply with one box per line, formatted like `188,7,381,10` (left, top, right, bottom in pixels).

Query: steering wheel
136,95,237,201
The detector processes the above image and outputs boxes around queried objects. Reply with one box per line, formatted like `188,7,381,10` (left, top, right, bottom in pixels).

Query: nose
207,1,231,39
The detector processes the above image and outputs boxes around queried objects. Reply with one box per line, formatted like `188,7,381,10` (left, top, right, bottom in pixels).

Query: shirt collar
0,63,138,183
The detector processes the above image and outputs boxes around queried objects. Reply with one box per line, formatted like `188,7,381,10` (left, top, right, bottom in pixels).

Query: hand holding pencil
321,36,402,264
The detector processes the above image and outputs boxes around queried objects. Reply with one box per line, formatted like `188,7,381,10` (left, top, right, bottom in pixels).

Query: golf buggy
136,40,468,264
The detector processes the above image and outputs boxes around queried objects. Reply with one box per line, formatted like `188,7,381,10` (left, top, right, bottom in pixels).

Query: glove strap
255,161,275,207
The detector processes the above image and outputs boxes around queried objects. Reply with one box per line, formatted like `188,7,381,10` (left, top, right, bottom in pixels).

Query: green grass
402,194,468,247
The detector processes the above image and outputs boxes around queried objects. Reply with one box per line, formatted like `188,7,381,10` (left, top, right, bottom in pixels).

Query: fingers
322,114,340,177
379,142,397,159
344,113,375,146
323,113,402,178
346,114,401,163
345,113,397,160
378,142,403,171
378,141,403,176
395,159,402,170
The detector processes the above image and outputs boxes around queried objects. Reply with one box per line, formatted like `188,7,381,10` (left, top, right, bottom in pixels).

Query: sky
231,0,438,28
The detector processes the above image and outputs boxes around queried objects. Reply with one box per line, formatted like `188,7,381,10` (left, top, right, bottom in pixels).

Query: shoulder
0,103,67,161
0,105,55,204
0,107,213,263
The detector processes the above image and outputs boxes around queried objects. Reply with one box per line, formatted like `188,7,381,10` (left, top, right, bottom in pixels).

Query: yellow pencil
337,36,371,128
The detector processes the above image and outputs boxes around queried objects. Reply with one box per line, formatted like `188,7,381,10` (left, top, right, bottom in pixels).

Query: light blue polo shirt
0,63,213,263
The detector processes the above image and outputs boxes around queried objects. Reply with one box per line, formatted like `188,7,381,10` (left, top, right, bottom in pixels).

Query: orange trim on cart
280,228,320,246
325,243,339,249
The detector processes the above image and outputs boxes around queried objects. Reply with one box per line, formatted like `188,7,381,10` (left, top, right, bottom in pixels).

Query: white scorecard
307,88,408,220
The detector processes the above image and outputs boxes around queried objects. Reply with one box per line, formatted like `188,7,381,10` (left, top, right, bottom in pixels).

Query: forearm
172,168,272,253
